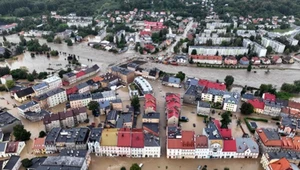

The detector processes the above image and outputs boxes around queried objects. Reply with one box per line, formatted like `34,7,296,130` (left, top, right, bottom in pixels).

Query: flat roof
101,129,118,146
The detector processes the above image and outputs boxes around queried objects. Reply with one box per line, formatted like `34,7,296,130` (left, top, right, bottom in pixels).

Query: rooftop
59,149,88,158
205,120,222,140
197,101,211,108
32,82,48,91
263,93,276,102
117,128,131,147
18,101,39,110
248,99,265,110
46,88,66,97
0,111,20,128
106,110,119,121
144,133,160,147
223,140,237,152
235,137,259,153
69,93,91,101
256,128,282,147
56,128,90,144
43,76,61,84
88,128,102,142
143,123,159,136
116,112,132,128
76,82,89,89
101,128,118,146
38,156,85,169
111,66,133,75
45,128,61,144
15,87,34,98
3,155,20,170
32,137,46,150
195,135,208,148
143,112,160,119
131,130,144,148
181,130,195,149
268,158,292,170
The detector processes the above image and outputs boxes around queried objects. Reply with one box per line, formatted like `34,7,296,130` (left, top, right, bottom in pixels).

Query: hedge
197,114,208,118
244,118,255,134
244,117,269,134
245,117,268,122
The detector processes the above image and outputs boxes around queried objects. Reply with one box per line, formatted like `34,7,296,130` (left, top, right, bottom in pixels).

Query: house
195,135,209,159
144,94,156,114
239,57,250,65
99,101,111,115
32,82,49,96
166,93,181,126
174,55,188,64
69,93,92,108
142,112,160,123
282,56,294,64
100,73,120,88
5,141,26,157
0,111,21,133
0,75,12,85
32,137,46,154
263,101,282,117
223,95,239,112
183,85,203,105
116,112,133,128
87,127,102,156
224,56,238,65
261,57,271,65
17,101,41,117
235,137,259,158
251,57,261,65
131,129,144,158
143,123,159,137
197,101,211,116
100,128,118,156
117,128,131,157
109,66,135,85
248,99,265,114
254,128,282,153
76,82,90,94
14,87,35,102
162,75,181,88
271,56,282,64
189,55,223,65
106,110,119,127
3,155,21,170
241,93,255,102
278,114,297,137
46,88,67,108
263,93,276,102
222,140,237,158
42,76,62,90
167,130,195,159
144,133,160,158
111,99,123,111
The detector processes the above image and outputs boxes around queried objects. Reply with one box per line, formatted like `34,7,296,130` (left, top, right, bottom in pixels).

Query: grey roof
241,93,254,100
143,112,160,119
101,90,115,98
207,88,224,96
0,47,5,54
224,96,239,104
261,128,280,140
111,66,133,75
205,121,222,140
33,93,49,101
281,114,297,129
198,101,211,108
185,85,204,96
28,157,47,169
76,82,89,89
144,133,160,147
0,112,20,128
168,76,180,84
24,109,50,118
91,92,103,100
0,142,6,152
18,101,39,110
59,149,88,158
4,155,20,169
46,88,66,97
236,137,259,153
37,156,85,170
116,112,132,128
127,62,139,69
143,123,159,135
63,72,76,78
111,99,122,103
264,101,282,108
106,110,118,121
276,99,288,107
56,128,90,144
69,93,91,101
167,126,181,139
45,128,61,145
267,151,300,160
84,67,95,74
99,101,110,109
32,82,48,91
15,87,34,98
88,128,102,142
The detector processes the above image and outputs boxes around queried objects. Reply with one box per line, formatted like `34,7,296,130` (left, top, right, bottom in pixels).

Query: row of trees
10,68,48,81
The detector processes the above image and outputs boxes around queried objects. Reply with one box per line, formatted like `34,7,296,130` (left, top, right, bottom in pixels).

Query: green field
271,28,293,33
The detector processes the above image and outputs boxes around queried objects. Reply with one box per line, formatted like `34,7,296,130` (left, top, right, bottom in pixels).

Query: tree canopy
5,80,15,89
240,102,254,115
220,111,231,129
130,163,141,170
88,101,99,111
175,71,186,82
131,96,140,112
13,124,31,141
224,75,234,90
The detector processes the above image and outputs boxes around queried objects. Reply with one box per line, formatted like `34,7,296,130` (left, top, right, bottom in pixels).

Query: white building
222,95,239,112
32,82,49,96
287,37,299,46
235,137,259,158
261,37,286,53
0,75,12,85
144,133,160,158
203,28,227,34
42,76,62,90
189,46,248,56
236,30,256,38
69,93,92,108
206,22,231,29
17,101,41,117
67,20,92,27
134,76,153,95
195,34,232,45
243,39,267,57
46,88,67,108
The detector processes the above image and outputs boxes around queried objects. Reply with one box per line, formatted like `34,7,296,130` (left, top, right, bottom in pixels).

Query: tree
15,45,24,55
13,124,31,141
191,49,197,55
11,68,28,79
130,163,141,170
38,72,48,79
284,48,290,55
220,111,231,129
39,131,47,138
66,39,73,46
236,118,241,127
259,84,276,96
121,167,126,170
175,71,186,81
27,74,35,82
224,75,234,90
247,64,252,72
240,102,254,115
32,70,38,79
266,46,272,54
54,37,62,44
88,101,99,111
224,168,230,170
71,32,75,38
0,66,10,77
3,36,6,42
21,158,32,168
47,37,54,42
5,80,15,89
131,96,140,111
50,50,59,56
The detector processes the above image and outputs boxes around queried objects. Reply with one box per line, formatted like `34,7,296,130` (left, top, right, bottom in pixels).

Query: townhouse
197,101,211,116
131,129,144,158
100,73,120,88
76,82,90,94
69,93,92,108
162,75,181,88
165,93,181,126
91,91,117,102
195,135,209,159
263,101,282,117
17,101,41,117
100,128,118,157
32,82,49,96
254,128,282,153
14,87,35,102
134,76,153,94
55,128,90,151
189,55,223,65
45,127,61,154
117,128,131,157
111,99,123,111
144,133,160,158
116,112,133,129
32,137,46,154
143,122,159,137
2,141,26,157
87,128,102,156
144,94,156,114
46,88,68,108
261,37,286,53
188,46,249,56
235,137,259,158
248,99,265,114
62,64,100,85
0,111,21,133
109,66,135,85
42,76,62,90
142,112,160,123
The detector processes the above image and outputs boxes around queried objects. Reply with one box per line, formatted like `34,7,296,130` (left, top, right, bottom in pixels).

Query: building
2,155,21,170
14,87,35,102
162,76,181,88
55,128,90,151
248,99,265,114
45,127,61,153
134,76,153,94
195,135,209,159
76,82,90,94
254,128,282,153
166,93,181,126
0,111,21,133
32,82,49,96
222,140,237,158
194,35,232,45
224,56,238,65
183,85,203,105
203,121,223,158
99,100,111,115
188,46,248,56
144,133,160,158
271,56,283,64
131,130,144,158
100,73,120,88
239,57,250,65
69,93,92,108
263,101,282,117
243,39,267,57
46,88,67,108
116,112,133,129
223,95,239,112
100,128,118,157
63,72,76,85
142,112,160,123
197,101,211,116
0,75,12,85
35,156,88,170
261,37,286,53
241,93,255,102
4,141,25,157
144,94,156,114
87,128,102,156
110,66,135,85
42,76,62,90
111,99,123,111
32,137,46,154
17,101,41,117
189,55,223,65
91,91,116,102
235,137,259,158
261,152,300,170
117,128,131,157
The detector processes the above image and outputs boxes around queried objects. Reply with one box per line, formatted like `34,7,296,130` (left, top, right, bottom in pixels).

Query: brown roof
190,55,222,61
92,76,104,83
50,114,59,121
281,137,294,149
58,112,66,120
293,136,300,151
181,131,195,149
256,128,282,147
32,137,46,150
288,100,300,110
268,158,292,170
195,135,208,148
65,110,74,118
6,142,18,153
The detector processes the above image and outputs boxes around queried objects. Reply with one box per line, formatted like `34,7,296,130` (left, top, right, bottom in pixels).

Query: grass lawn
0,16,17,20
271,28,293,33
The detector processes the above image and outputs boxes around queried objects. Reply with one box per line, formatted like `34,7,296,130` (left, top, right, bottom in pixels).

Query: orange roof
256,129,282,147
168,138,182,149
268,158,292,170
281,137,294,149
32,137,46,150
190,55,222,61
195,135,208,148
181,131,195,149
92,76,104,83
293,136,300,151
288,100,300,110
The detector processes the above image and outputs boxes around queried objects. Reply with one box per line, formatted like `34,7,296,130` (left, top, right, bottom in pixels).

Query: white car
139,163,144,168
197,165,202,170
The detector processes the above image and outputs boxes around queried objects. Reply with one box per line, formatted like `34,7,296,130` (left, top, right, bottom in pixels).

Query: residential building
106,110,119,126
261,152,300,170
46,88,67,108
42,76,62,90
183,85,204,105
144,94,156,113
100,128,118,157
0,74,12,85
69,93,92,108
17,101,41,117
197,101,211,116
25,157,47,170
142,112,160,123
5,141,25,157
239,56,250,65
32,82,49,96
99,100,111,115
14,87,35,102
223,95,239,112
32,137,46,154
109,66,135,84
127,63,139,71
278,114,297,137
241,93,255,102
248,99,265,114
174,55,188,64
189,55,223,65
235,137,259,158
251,57,261,65
131,130,144,158
91,91,116,102
224,56,238,65
243,39,267,57
271,56,283,64
261,37,286,53
162,76,181,88
87,128,102,156
111,99,123,111
188,46,248,56
114,30,126,43
287,37,299,46
195,135,209,159
167,130,195,159
45,127,61,153
100,73,120,88
194,35,232,45
254,128,282,153
134,76,153,94
143,122,159,137
144,133,160,158
116,112,133,129
222,140,237,158
0,111,21,133
117,128,131,157
282,56,294,64
55,128,90,151
76,82,90,94
3,155,21,170
203,121,223,158
35,156,88,170
63,72,76,85
263,101,282,117
166,93,181,126
0,23,17,34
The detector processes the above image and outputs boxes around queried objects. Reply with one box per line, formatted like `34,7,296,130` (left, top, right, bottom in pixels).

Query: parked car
139,163,144,168
197,165,202,170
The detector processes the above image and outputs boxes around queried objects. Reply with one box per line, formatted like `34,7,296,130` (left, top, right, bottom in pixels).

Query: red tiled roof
288,100,300,110
166,93,181,119
195,135,208,148
76,71,85,78
223,140,237,152
213,120,232,139
140,31,152,36
256,129,282,147
190,55,222,61
144,44,155,50
281,137,294,149
117,128,131,147
32,137,46,150
268,158,292,170
263,93,276,102
145,94,156,111
181,131,195,149
6,142,19,153
66,86,78,95
248,99,265,110
198,79,226,91
131,130,144,148
251,57,260,61
167,138,182,149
